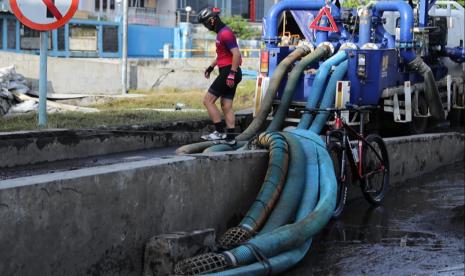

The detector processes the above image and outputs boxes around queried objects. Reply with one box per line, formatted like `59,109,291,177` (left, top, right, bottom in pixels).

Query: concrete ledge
0,151,268,276
0,132,463,275
385,132,465,184
0,116,254,169
0,128,204,168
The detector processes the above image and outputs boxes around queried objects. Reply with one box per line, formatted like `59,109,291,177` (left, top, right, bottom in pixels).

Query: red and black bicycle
302,105,390,218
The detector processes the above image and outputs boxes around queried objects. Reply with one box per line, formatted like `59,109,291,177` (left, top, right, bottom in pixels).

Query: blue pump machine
254,0,465,129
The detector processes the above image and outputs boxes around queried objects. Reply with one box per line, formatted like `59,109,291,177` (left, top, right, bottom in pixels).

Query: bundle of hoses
174,48,348,275
174,131,336,275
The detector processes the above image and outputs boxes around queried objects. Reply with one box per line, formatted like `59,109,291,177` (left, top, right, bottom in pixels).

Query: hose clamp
361,43,379,50
318,41,335,55
340,42,358,50
222,251,238,266
298,40,315,52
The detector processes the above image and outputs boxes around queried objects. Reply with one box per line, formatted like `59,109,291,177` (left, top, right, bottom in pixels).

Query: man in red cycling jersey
198,7,242,145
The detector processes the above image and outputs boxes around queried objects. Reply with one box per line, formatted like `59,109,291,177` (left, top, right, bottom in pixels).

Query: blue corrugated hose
219,131,336,268
257,132,307,234
297,51,348,129
309,60,349,134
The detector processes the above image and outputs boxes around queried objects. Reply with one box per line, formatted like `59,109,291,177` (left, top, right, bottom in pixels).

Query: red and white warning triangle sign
10,0,79,31
309,6,339,33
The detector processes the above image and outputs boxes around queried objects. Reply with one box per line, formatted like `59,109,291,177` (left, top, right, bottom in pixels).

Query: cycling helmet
198,7,220,30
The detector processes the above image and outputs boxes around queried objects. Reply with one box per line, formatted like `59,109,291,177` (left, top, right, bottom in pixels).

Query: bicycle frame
326,110,386,181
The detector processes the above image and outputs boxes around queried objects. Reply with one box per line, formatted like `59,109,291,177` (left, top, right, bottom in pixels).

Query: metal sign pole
121,0,128,95
39,31,48,127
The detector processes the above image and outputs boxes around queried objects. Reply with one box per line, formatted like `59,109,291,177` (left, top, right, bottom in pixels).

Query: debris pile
0,66,28,116
1,65,99,116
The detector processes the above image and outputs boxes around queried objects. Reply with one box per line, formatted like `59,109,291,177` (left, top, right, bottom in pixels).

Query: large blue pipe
298,51,348,129
373,1,416,62
358,8,372,46
238,132,289,232
259,131,319,235
315,16,329,45
445,47,465,63
206,137,321,276
309,60,349,134
264,0,325,46
375,25,395,49
256,133,306,234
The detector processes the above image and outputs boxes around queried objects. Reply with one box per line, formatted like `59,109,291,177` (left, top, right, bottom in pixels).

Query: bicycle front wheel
361,134,390,205
327,141,349,218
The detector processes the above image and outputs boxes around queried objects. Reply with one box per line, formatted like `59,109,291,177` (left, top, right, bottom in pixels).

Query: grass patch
92,80,256,111
0,110,209,132
0,80,256,132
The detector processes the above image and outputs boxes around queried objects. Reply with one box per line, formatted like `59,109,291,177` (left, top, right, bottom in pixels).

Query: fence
0,14,120,58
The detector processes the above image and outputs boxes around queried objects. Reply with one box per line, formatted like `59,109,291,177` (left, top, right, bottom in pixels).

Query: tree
221,16,261,40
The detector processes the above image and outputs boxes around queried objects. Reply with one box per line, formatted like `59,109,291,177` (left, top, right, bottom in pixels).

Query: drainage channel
0,146,178,180
285,162,464,275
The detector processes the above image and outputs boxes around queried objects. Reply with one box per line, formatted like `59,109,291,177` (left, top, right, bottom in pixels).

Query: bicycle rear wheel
361,134,390,205
327,141,349,218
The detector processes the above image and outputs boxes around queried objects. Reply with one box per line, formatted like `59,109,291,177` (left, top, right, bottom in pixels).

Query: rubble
0,66,28,116
1,65,99,116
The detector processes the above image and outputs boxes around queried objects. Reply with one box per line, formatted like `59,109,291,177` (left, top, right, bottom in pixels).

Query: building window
129,0,145,8
95,0,115,10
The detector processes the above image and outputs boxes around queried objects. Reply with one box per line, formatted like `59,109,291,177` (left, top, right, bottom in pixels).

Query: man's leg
202,92,225,140
221,98,235,142
220,98,235,128
203,92,222,124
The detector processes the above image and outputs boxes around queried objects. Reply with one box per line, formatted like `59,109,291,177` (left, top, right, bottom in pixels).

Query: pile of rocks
0,66,30,116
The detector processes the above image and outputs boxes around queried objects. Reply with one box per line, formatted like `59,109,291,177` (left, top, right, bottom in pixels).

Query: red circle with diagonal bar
9,0,79,31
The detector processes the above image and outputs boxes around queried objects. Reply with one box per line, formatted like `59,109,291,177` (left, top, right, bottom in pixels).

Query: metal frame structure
1,14,122,58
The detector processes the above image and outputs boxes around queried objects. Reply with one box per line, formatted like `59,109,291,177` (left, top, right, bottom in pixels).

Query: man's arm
210,59,218,68
230,48,241,72
205,59,218,79
226,48,242,88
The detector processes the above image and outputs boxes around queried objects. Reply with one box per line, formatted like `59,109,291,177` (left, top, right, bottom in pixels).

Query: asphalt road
286,162,465,276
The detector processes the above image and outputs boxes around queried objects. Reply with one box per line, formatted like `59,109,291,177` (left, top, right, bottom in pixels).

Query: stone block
143,229,216,276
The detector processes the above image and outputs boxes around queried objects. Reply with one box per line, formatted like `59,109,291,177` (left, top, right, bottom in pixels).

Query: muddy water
286,162,464,276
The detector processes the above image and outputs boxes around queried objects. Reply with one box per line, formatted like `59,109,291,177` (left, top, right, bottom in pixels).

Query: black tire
327,141,349,218
409,92,429,134
361,134,389,205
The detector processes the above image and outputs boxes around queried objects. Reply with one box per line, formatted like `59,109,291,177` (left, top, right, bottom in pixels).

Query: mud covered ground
287,162,464,276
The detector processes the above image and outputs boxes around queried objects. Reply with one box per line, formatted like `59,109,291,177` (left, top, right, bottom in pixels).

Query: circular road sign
9,0,79,31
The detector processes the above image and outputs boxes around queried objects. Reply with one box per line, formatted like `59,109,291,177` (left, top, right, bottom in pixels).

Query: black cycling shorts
208,65,242,100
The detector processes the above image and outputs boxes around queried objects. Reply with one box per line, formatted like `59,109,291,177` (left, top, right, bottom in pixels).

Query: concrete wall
0,151,269,276
0,120,213,168
0,132,462,275
0,52,259,94
385,133,465,184
156,0,176,14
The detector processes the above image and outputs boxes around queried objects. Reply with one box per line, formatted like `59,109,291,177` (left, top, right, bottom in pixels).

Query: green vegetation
0,80,256,132
341,0,363,8
0,110,208,132
95,80,255,111
222,16,261,40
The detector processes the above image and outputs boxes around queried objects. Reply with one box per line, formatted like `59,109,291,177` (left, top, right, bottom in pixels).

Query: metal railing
91,8,177,27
